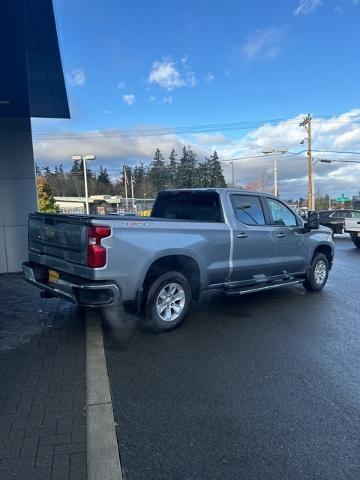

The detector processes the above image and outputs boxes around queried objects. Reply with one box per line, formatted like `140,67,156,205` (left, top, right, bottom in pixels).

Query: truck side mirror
305,211,319,230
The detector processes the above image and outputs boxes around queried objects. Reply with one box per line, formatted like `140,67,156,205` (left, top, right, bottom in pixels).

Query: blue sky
33,0,360,197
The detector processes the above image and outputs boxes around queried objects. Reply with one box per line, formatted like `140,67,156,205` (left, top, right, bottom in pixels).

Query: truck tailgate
345,217,360,233
28,213,89,267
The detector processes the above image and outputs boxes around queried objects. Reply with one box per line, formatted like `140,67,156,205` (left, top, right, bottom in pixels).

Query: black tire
303,253,329,292
353,238,360,249
144,271,192,332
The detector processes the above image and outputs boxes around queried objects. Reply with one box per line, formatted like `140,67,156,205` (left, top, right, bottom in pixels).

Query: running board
225,279,303,296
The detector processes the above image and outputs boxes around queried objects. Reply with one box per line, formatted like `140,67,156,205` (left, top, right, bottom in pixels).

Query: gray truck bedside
23,189,334,332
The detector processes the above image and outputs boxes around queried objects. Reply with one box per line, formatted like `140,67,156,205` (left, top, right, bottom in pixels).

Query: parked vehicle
344,212,360,248
318,209,360,235
23,189,334,332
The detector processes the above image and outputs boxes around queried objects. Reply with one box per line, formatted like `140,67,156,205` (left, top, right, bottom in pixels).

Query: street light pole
230,161,235,187
72,154,96,215
123,165,129,211
262,147,288,196
83,158,89,214
274,154,278,196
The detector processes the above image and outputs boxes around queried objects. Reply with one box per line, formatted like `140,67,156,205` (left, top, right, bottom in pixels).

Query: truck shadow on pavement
103,282,332,349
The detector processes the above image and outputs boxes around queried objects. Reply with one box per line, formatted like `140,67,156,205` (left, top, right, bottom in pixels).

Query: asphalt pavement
104,236,360,480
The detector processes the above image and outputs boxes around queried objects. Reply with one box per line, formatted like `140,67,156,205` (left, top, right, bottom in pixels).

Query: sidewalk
0,274,86,480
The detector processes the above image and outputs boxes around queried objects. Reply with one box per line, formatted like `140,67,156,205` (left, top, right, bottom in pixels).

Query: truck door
228,194,277,285
264,197,308,275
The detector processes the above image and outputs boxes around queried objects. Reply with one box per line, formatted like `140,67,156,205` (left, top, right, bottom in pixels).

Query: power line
31,115,360,139
312,149,360,155
34,116,344,140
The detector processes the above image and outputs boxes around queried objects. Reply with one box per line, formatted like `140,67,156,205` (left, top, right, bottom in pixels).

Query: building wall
0,117,37,272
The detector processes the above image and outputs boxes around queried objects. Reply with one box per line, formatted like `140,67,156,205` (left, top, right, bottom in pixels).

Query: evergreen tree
148,148,168,194
36,176,59,213
195,161,210,187
97,166,112,195
70,160,82,173
167,149,178,188
133,162,148,198
57,164,67,196
208,151,227,187
177,146,197,188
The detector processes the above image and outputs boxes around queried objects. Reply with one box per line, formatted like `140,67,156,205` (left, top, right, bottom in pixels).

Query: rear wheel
303,253,329,292
144,271,192,332
352,237,360,249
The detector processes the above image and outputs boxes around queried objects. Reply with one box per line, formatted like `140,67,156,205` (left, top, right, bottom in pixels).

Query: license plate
358,232,360,237
48,269,59,284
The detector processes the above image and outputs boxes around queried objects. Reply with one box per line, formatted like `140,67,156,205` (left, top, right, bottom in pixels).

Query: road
104,237,360,480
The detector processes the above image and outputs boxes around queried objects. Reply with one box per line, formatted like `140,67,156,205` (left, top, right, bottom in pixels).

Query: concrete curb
86,309,123,480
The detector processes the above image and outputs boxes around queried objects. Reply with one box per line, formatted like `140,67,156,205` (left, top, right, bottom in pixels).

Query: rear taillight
87,225,111,268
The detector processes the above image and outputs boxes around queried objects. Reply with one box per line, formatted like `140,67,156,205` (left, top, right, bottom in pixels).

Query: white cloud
148,96,156,103
102,109,112,115
241,27,288,61
224,70,231,77
334,5,343,14
205,73,215,84
66,68,86,87
117,81,126,89
32,109,360,197
293,0,322,16
193,133,229,146
186,71,196,87
33,131,187,168
162,96,173,104
122,94,135,106
216,109,360,196
148,59,196,90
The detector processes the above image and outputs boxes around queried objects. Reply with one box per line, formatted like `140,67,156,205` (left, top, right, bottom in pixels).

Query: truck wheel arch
311,244,333,268
143,255,201,301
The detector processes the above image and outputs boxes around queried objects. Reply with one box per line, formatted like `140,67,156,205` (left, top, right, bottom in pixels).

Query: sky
32,0,360,198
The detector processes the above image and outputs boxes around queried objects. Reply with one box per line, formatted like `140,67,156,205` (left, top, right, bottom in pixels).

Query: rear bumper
22,262,120,307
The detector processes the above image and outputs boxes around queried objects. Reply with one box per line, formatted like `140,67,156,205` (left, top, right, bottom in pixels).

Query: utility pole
300,114,314,210
230,161,235,187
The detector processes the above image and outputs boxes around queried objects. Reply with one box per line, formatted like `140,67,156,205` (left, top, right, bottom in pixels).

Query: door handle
277,232,285,238
236,233,248,238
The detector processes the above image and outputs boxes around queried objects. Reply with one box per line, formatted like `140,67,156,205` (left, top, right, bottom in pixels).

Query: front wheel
144,271,192,332
303,253,329,292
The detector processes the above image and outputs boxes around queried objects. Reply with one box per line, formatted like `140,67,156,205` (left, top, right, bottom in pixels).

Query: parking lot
104,236,360,480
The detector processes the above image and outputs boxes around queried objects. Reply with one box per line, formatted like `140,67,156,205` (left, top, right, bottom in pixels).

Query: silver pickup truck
23,189,334,332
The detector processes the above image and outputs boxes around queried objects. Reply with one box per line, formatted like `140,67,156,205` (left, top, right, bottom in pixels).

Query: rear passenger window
152,191,223,222
189,192,222,222
151,192,178,218
231,195,265,225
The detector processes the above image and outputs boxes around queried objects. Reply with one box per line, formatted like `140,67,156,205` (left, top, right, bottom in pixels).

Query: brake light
87,225,111,268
